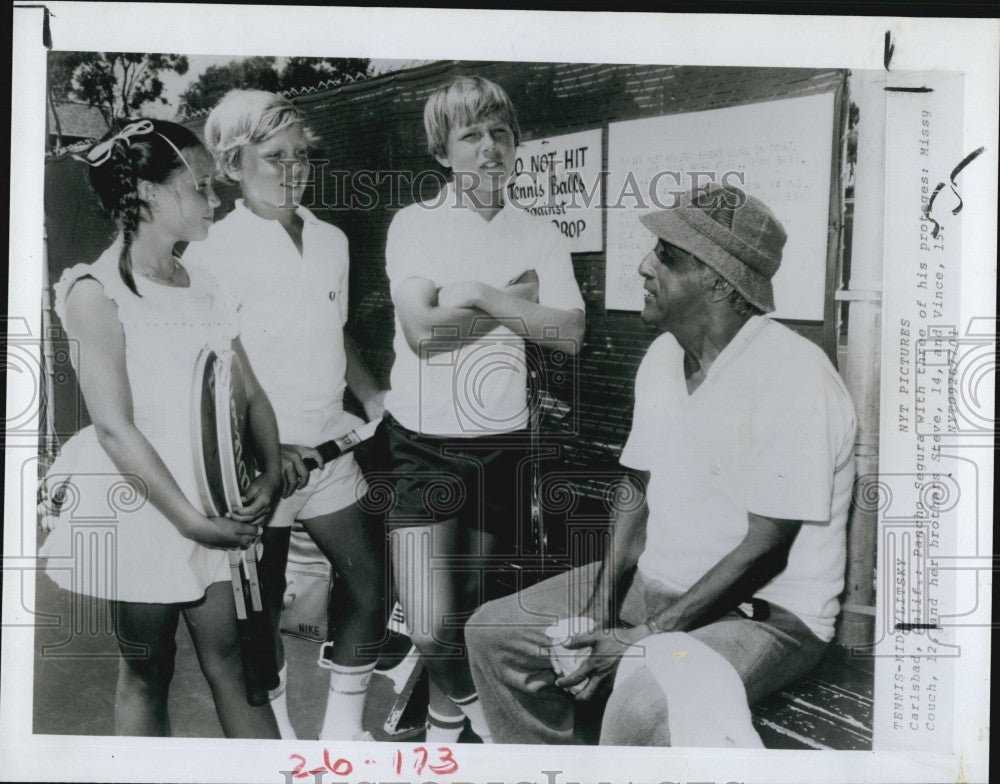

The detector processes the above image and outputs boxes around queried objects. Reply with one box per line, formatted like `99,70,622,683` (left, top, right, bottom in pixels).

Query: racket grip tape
302,419,380,471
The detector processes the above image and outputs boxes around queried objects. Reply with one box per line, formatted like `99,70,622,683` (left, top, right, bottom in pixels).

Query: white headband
73,119,200,186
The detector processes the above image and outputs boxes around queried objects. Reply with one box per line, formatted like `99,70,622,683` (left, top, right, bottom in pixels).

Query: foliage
178,57,371,115
47,52,87,104
176,56,281,116
278,57,370,93
48,52,190,126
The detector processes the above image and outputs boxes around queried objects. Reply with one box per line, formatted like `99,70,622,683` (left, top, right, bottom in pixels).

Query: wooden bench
574,642,874,749
751,644,874,750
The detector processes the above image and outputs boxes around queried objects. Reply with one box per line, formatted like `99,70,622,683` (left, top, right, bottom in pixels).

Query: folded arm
437,276,584,354
393,273,545,358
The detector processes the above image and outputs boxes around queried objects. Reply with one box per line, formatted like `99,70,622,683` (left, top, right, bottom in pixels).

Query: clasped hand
231,471,280,523
192,470,280,549
555,625,650,701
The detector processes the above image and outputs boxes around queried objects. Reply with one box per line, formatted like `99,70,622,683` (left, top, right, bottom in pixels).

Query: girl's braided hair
85,120,201,295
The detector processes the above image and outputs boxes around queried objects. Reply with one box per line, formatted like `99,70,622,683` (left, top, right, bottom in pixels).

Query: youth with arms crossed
383,76,585,742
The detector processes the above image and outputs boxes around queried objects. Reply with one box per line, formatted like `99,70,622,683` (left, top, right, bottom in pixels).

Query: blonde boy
184,90,387,741
383,76,586,742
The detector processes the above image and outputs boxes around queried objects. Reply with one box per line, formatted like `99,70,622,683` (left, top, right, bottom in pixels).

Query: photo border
5,5,996,783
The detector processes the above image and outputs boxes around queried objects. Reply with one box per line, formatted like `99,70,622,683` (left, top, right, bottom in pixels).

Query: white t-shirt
184,201,351,445
384,186,585,436
620,317,857,641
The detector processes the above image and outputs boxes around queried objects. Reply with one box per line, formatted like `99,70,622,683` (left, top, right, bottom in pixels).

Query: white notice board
511,128,603,253
605,92,836,318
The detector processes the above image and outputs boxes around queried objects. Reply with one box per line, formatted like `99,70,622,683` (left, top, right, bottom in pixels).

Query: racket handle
228,549,248,620
231,547,280,705
303,419,380,471
243,546,264,612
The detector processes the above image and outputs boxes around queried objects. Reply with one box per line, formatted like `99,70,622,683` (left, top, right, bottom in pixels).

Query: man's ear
434,153,451,170
705,273,733,303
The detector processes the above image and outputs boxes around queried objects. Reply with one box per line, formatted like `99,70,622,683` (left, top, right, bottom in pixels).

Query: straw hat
639,183,787,313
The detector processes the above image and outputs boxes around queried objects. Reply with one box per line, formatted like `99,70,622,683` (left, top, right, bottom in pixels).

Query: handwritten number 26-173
287,746,458,778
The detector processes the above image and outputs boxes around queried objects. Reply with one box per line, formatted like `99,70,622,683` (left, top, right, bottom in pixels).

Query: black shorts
382,414,530,543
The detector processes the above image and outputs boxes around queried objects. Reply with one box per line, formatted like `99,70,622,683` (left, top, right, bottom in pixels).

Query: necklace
136,257,186,287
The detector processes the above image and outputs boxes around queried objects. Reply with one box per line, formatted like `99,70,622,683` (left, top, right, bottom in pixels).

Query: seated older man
465,184,857,747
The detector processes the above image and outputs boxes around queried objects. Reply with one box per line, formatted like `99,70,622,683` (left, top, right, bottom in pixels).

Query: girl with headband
39,119,283,738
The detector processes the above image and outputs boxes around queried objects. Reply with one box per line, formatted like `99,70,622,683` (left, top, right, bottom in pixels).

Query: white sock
425,705,465,743
268,664,297,740
318,662,376,741
451,693,492,743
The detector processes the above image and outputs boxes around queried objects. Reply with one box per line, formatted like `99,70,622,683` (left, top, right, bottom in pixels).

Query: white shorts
269,450,368,528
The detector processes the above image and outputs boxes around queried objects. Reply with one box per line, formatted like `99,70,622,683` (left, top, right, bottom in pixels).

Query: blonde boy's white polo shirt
620,317,857,641
384,186,585,437
184,201,351,446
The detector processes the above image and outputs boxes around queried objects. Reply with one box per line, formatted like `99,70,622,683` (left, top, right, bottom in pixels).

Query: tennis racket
191,347,279,706
301,418,380,471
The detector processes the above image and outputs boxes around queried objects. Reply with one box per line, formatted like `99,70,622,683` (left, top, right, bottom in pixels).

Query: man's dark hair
690,255,764,318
